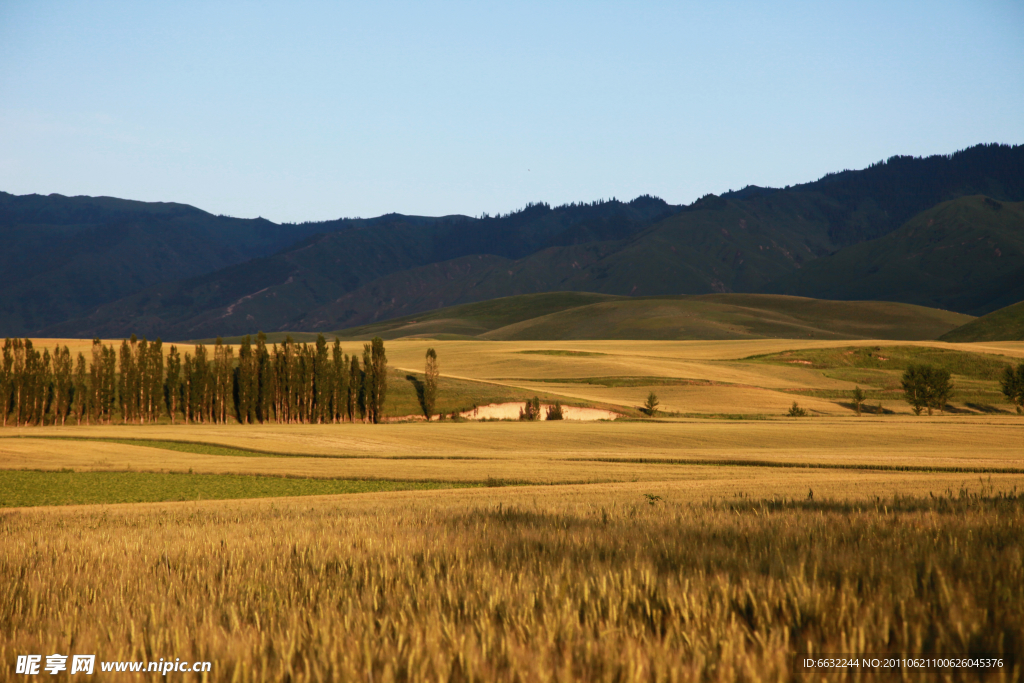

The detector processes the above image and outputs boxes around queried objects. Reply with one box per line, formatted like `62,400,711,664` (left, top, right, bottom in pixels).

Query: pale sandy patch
459,402,620,421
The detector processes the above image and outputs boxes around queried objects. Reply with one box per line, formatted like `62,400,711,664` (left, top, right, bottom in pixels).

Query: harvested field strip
567,456,1024,474
0,436,486,460
0,470,483,508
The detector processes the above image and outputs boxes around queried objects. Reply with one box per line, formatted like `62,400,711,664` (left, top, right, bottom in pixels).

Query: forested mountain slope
763,196,1024,315
6,143,1023,340
0,192,330,335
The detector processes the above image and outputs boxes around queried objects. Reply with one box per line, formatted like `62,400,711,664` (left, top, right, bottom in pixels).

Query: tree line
0,334,391,427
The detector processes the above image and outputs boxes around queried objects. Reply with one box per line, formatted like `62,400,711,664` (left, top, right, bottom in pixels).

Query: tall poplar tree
213,338,233,424
71,353,88,425
313,334,330,424
256,333,273,423
52,345,73,426
135,337,148,423
371,337,388,424
331,340,346,423
101,344,118,424
89,340,103,424
423,347,438,421
237,336,255,424
182,353,194,423
12,339,26,426
349,353,363,422
193,344,211,423
118,338,134,424
166,345,181,423
146,339,163,422
35,347,52,425
0,339,13,427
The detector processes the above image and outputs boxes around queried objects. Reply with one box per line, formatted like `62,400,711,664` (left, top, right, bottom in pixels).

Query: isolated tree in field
1001,363,1024,414
852,386,865,416
901,364,952,416
644,391,660,417
928,367,953,415
545,400,564,420
901,365,928,415
423,348,438,420
788,401,807,417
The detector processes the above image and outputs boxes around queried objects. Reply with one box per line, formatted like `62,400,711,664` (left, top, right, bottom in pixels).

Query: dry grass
3,339,1023,680
2,483,1021,682
2,418,1023,499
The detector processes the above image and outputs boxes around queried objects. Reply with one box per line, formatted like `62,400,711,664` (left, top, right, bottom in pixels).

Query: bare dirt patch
460,402,620,421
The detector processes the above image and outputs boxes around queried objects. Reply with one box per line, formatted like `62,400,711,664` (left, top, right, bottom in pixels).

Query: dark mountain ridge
6,142,1023,340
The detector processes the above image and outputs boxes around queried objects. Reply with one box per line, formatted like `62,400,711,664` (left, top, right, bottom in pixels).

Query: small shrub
519,397,541,421
788,401,807,417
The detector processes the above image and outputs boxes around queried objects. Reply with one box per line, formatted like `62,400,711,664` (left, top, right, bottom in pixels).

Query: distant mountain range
3,142,1022,341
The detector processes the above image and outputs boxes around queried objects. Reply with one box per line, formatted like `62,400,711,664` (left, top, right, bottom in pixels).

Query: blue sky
1,1,1022,223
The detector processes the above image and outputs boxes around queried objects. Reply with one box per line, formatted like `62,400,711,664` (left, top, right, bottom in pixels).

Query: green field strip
0,436,486,460
0,470,487,508
565,456,1024,475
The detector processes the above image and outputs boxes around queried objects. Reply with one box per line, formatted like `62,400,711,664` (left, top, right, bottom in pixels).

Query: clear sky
1,1,1022,223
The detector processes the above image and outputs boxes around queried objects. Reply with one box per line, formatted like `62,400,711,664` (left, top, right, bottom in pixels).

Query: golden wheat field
3,338,1024,681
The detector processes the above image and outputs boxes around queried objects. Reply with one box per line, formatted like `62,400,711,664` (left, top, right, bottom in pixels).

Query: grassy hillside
484,294,971,341
331,291,619,340
327,292,971,341
765,195,1024,315
939,299,1024,342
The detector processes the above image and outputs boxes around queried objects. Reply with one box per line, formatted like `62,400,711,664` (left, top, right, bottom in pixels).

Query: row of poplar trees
0,334,389,427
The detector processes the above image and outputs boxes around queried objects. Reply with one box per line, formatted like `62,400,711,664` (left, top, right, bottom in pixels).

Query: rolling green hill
325,292,971,341
330,292,619,340
939,300,1024,342
763,196,1024,315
